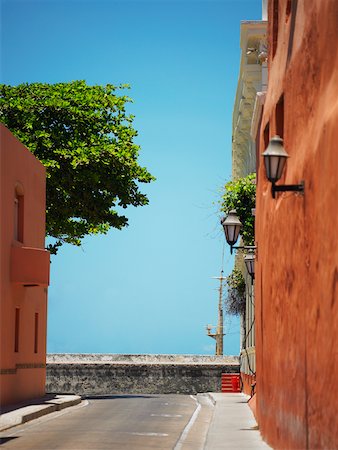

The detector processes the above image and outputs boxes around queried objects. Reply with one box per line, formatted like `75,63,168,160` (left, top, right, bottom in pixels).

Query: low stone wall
46,354,239,396
47,353,239,364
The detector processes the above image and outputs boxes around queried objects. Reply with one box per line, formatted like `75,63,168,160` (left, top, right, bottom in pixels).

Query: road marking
151,414,183,418
170,403,190,406
160,402,190,407
126,432,169,437
173,395,201,450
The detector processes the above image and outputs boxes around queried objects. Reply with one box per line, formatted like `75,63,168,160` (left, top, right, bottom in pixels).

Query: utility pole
206,270,226,355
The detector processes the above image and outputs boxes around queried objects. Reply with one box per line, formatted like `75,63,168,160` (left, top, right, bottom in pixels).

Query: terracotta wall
241,372,255,397
255,1,338,448
0,125,50,406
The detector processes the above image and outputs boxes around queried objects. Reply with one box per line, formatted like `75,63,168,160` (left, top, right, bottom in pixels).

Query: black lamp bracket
230,245,256,255
271,180,305,199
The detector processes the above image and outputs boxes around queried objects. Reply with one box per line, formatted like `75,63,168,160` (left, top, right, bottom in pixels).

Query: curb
0,395,82,432
205,393,217,406
206,392,250,406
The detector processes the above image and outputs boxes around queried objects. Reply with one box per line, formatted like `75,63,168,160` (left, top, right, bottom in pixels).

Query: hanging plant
224,268,246,316
220,173,256,246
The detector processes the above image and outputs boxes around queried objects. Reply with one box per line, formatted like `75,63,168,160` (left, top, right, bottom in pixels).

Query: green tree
0,81,155,253
220,173,256,246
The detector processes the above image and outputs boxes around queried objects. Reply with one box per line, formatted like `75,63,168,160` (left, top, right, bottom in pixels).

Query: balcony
10,246,50,287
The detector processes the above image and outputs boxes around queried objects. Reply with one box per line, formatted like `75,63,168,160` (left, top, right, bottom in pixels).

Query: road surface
0,394,210,449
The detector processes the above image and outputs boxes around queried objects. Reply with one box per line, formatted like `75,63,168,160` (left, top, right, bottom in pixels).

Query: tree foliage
224,268,246,316
0,81,155,253
220,173,256,246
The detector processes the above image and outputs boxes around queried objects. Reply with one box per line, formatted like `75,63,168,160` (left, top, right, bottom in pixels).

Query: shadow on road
0,394,58,414
0,437,19,445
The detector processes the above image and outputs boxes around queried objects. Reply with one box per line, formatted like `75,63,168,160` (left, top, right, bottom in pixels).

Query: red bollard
231,376,239,392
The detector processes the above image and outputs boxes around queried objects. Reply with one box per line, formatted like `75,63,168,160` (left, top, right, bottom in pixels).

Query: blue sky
2,0,262,355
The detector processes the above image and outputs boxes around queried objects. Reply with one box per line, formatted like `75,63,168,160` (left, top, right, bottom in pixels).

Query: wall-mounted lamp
221,210,256,254
262,135,304,199
244,253,255,280
221,210,241,248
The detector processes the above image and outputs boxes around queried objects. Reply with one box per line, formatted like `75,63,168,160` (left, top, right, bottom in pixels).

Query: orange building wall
255,1,338,449
240,372,255,397
0,125,50,407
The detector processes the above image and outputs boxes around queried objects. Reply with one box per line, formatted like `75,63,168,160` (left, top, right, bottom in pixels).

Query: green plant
224,268,246,316
220,173,256,246
0,81,155,253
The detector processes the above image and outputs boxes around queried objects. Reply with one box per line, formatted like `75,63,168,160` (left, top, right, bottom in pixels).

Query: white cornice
232,20,267,180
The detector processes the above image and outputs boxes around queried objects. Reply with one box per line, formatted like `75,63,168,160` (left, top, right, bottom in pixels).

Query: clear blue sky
1,0,261,355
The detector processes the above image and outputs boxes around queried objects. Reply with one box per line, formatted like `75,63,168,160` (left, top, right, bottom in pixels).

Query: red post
231,375,239,392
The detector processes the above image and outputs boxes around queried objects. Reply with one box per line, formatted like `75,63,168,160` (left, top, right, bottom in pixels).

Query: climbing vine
224,268,246,316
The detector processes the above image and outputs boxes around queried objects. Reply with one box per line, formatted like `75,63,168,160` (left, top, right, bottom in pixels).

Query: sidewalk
0,394,81,432
204,393,271,449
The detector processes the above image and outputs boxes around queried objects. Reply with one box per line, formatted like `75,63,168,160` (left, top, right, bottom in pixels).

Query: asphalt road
0,394,201,450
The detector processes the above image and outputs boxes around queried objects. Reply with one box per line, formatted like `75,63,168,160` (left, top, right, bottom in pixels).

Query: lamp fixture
244,253,255,280
221,210,256,254
221,210,241,247
262,135,304,199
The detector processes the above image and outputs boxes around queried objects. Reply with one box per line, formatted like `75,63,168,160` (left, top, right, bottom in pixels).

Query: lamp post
262,136,304,198
206,271,226,356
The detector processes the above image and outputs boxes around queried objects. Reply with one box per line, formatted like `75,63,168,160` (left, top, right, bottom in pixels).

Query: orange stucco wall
0,124,50,406
240,372,255,397
255,1,338,448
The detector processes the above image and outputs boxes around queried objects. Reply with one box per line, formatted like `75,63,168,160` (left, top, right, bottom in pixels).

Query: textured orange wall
255,1,338,448
0,125,49,406
240,372,255,396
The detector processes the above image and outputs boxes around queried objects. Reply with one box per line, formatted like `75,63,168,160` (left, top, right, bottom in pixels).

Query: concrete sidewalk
0,394,81,432
204,393,271,449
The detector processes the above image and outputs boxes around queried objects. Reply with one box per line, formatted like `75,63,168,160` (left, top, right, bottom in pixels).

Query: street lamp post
206,271,226,356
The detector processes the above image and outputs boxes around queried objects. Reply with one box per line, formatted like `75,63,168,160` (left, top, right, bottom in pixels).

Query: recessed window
14,191,24,242
14,308,20,353
286,0,292,22
255,110,264,177
276,95,284,138
263,123,270,151
34,313,39,354
272,0,279,58
287,0,298,63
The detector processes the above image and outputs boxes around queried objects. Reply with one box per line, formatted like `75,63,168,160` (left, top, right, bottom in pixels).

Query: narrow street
0,394,204,450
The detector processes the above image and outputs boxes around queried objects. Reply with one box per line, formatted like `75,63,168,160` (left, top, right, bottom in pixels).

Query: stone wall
46,354,239,396
47,353,239,364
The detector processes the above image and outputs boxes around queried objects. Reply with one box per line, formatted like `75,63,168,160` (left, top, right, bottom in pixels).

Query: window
255,109,264,178
287,0,298,63
263,122,270,150
272,0,279,58
34,313,39,353
14,308,20,352
276,95,284,138
14,190,24,242
286,0,292,21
